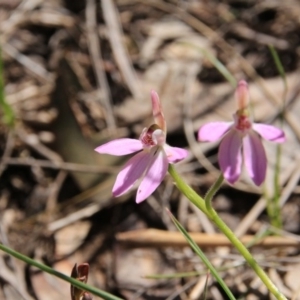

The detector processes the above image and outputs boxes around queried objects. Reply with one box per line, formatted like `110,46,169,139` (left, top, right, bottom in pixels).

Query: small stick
102,0,141,98
116,229,300,248
3,157,118,173
85,0,116,128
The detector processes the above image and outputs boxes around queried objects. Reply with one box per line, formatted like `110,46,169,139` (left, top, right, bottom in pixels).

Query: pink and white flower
198,80,285,186
95,91,188,203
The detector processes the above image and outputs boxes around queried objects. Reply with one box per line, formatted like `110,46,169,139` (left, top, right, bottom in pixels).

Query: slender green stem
169,211,236,300
0,243,123,300
168,165,287,300
146,261,244,279
205,173,224,215
0,47,15,127
268,45,286,229
272,143,283,228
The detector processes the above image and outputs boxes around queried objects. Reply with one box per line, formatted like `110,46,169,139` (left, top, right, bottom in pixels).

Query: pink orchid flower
198,80,285,186
95,91,188,203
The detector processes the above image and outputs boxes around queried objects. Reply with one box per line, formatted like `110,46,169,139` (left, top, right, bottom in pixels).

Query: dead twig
116,229,300,248
3,157,118,173
0,0,44,40
17,129,62,162
230,22,289,50
102,0,142,98
2,43,53,82
85,0,116,128
6,83,53,105
45,170,68,219
0,217,34,300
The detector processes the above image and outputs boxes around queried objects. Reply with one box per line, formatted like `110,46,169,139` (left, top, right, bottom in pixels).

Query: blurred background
0,0,300,299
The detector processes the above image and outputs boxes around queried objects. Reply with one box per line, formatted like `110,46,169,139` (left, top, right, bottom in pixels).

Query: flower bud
71,263,92,300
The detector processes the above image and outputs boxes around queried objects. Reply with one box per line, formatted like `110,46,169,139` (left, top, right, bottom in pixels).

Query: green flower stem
0,243,123,300
205,173,224,215
168,165,287,300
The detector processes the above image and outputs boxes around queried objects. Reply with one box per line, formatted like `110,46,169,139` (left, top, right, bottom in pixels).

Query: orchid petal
252,123,285,143
243,131,267,186
112,151,151,197
136,149,168,203
95,138,143,156
151,90,166,132
198,122,233,142
218,129,242,184
164,145,189,163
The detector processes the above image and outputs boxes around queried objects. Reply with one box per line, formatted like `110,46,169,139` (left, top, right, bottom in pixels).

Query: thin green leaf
145,261,245,279
146,271,200,279
0,243,123,300
267,45,287,229
202,272,209,300
167,210,236,300
200,48,237,87
179,42,237,87
268,45,287,89
0,48,15,127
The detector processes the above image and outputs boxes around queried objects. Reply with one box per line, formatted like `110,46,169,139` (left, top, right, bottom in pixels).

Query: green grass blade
167,210,236,300
145,261,244,279
202,272,209,300
0,243,123,300
179,42,237,87
268,45,287,89
200,48,237,87
0,48,15,127
267,45,287,229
